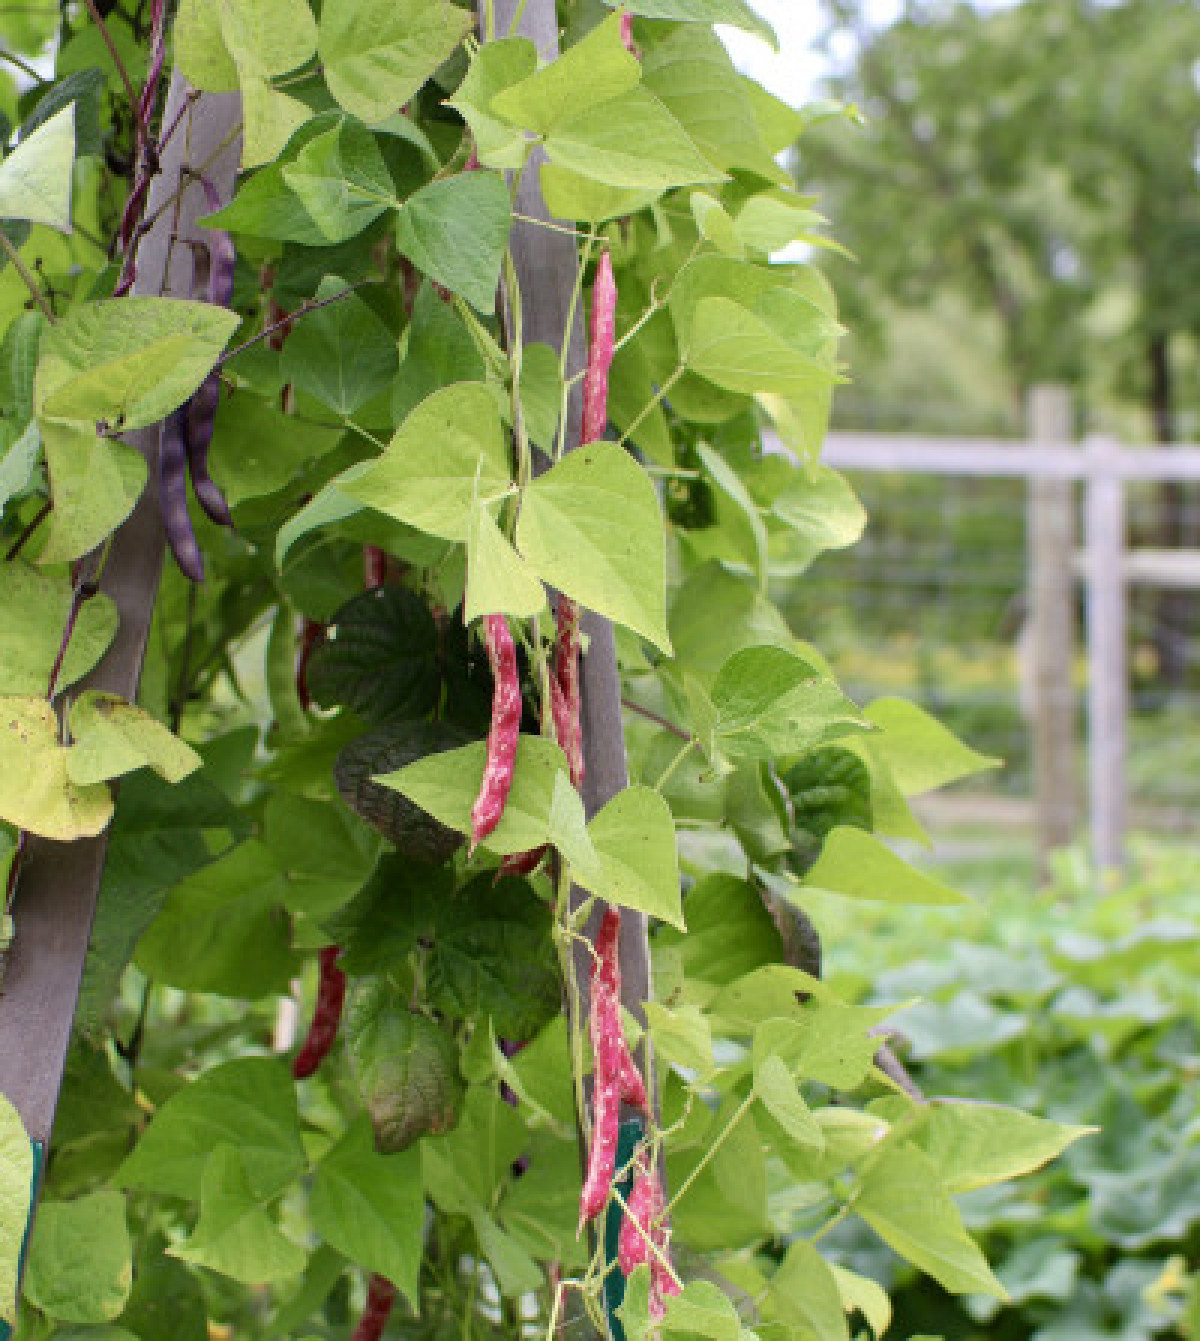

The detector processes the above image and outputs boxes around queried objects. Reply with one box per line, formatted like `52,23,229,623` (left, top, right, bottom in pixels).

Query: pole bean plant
0,1,1090,1338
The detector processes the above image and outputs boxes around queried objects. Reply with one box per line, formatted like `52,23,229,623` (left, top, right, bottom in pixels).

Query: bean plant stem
619,365,684,449
219,284,377,367
0,231,56,322
653,737,698,793
5,502,52,561
82,0,140,116
666,1090,756,1214
554,230,595,460
620,697,689,741
0,50,46,82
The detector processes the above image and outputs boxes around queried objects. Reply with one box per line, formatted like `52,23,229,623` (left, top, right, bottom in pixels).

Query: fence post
1027,386,1077,877
1084,434,1128,871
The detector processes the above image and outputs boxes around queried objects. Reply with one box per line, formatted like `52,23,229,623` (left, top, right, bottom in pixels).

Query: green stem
610,1185,685,1292
0,50,46,82
502,252,532,495
343,419,386,451
513,212,588,239
0,231,55,322
618,365,684,449
666,1089,755,1214
810,1204,850,1245
653,737,697,793
82,0,139,117
555,230,596,460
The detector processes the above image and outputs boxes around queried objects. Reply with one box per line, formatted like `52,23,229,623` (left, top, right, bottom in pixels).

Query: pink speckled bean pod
581,252,617,445
470,615,522,850
618,1152,679,1318
580,908,625,1227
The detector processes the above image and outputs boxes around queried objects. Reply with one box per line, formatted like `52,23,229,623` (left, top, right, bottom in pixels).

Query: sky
718,1,830,108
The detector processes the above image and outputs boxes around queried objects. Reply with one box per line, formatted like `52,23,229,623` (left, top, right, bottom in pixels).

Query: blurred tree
802,0,1200,679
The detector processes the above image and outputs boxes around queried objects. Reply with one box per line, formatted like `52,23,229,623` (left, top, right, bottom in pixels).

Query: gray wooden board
814,431,1200,481
475,3,655,1333
478,0,651,1027
0,81,242,1145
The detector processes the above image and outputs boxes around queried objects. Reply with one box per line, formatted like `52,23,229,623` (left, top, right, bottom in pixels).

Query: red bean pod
295,617,325,711
579,908,624,1227
470,615,522,851
292,946,346,1080
363,545,388,590
349,1274,396,1341
158,408,204,582
581,251,617,444
498,845,549,878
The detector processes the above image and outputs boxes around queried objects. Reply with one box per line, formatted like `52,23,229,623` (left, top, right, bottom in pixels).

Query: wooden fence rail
766,386,1200,874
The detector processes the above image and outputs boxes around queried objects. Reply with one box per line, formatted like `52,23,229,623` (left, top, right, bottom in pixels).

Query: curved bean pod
470,615,522,850
292,946,346,1080
581,251,617,444
185,175,236,527
158,408,204,582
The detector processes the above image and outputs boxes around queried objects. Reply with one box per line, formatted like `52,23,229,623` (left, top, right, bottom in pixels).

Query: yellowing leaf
22,1190,132,1323
0,1095,33,1327
67,691,201,787
0,696,113,840
37,298,240,431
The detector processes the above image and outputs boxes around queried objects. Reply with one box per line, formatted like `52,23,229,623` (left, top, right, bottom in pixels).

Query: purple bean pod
158,408,204,582
184,175,236,527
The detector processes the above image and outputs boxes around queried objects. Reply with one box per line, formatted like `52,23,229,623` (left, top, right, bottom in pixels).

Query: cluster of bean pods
495,251,617,872
579,907,651,1228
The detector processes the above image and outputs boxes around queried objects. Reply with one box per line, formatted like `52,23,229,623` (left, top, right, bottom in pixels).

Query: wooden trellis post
1084,433,1128,872
1027,385,1077,877
0,80,241,1319
475,2,653,1333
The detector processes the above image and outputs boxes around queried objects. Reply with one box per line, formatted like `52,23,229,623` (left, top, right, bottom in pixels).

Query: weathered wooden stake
1084,434,1128,871
476,4,652,1334
1027,385,1077,877
0,80,242,1300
